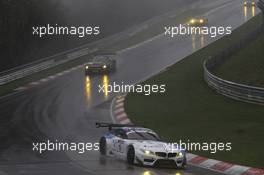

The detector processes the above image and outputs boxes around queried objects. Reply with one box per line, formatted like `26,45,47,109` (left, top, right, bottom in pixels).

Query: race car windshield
126,131,160,141
94,56,110,62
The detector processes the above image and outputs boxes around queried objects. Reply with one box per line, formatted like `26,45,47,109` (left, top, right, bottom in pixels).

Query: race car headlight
145,150,151,155
200,19,204,23
103,65,107,69
190,19,195,24
179,152,183,157
140,149,155,156
85,66,89,69
178,152,183,157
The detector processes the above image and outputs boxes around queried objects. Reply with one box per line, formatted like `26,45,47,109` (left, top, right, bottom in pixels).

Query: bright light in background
102,75,109,98
175,173,182,175
142,171,151,175
85,76,91,105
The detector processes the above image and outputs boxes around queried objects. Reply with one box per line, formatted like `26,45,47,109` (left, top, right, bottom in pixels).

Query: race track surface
0,0,258,174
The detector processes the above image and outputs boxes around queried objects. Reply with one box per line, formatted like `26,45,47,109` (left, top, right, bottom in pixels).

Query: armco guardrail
0,60,54,85
204,60,264,105
0,5,196,86
0,0,207,86
258,0,264,18
203,6,264,105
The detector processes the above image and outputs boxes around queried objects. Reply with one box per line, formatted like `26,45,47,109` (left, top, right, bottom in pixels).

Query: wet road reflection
252,6,255,17
200,34,205,48
84,74,110,107
85,76,91,106
191,34,196,51
191,32,205,51
102,75,109,99
244,6,248,21
243,5,256,21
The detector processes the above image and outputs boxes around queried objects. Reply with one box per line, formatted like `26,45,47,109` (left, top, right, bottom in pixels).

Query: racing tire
179,158,187,169
99,137,107,155
179,164,187,170
127,146,135,165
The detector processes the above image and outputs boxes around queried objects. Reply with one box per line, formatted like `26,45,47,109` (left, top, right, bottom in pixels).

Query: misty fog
1,0,197,71
62,0,195,34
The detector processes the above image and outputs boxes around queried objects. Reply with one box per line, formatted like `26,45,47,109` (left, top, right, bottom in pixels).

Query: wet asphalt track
0,0,259,174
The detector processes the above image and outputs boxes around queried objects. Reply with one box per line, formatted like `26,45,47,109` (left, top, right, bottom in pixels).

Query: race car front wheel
127,146,135,165
99,137,107,155
179,157,187,169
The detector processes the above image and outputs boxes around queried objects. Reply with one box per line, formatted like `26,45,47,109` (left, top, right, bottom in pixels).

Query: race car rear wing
95,122,139,130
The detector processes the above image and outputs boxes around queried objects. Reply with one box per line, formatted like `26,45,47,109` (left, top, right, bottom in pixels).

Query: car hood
87,62,105,67
131,140,183,153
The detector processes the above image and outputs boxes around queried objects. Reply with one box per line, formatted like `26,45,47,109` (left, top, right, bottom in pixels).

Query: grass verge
125,14,264,168
214,28,264,87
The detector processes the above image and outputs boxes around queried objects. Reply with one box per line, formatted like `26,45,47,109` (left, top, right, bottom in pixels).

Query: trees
0,0,65,71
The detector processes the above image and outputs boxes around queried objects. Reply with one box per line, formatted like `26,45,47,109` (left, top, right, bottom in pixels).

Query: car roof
93,56,110,62
93,54,115,61
120,127,156,134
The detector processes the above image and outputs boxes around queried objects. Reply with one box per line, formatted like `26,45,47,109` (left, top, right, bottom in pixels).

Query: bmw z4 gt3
96,123,187,168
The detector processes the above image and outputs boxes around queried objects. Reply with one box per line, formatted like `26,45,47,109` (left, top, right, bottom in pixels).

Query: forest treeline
0,0,66,71
0,0,193,72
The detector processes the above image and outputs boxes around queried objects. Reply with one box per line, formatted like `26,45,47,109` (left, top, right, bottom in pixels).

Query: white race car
96,123,187,168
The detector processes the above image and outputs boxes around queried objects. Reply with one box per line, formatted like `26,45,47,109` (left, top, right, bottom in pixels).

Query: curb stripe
116,115,128,122
115,110,126,116
111,95,264,175
120,118,131,124
40,78,48,82
116,113,127,120
211,162,234,171
225,166,250,175
186,153,197,161
114,108,124,114
8,63,86,93
15,87,27,91
57,72,64,76
189,156,208,164
116,98,125,103
115,102,124,108
199,159,221,168
241,168,264,175
29,82,39,86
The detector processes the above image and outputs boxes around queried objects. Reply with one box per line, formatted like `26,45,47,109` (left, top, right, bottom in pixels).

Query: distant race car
96,123,187,168
244,0,256,6
188,17,208,27
85,54,116,75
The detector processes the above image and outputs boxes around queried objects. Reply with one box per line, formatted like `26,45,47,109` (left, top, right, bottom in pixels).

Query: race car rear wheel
127,146,135,165
99,137,107,155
